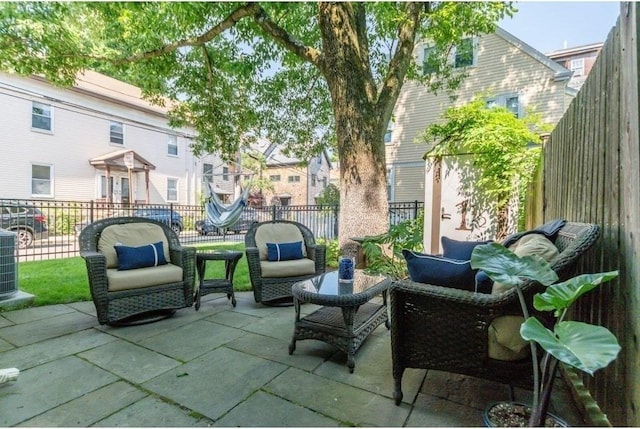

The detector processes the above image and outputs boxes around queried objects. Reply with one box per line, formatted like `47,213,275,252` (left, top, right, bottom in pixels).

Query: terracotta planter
483,402,569,427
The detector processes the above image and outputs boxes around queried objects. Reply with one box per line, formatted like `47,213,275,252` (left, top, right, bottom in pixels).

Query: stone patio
0,292,585,427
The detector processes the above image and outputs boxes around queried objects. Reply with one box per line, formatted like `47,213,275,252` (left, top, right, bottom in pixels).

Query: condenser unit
0,230,17,299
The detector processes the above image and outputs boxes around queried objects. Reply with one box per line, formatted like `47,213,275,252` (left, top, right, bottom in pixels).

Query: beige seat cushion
98,223,170,269
488,315,530,361
254,223,307,261
488,234,559,361
260,258,317,278
106,264,183,291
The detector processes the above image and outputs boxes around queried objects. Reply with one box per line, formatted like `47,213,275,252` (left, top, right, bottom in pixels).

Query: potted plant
471,242,620,427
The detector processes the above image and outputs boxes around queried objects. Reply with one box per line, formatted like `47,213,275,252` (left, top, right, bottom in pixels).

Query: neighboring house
252,140,332,206
546,42,604,91
0,70,225,206
386,27,579,252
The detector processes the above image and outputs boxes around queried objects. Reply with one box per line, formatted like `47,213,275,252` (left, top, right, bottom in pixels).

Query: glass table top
295,270,389,297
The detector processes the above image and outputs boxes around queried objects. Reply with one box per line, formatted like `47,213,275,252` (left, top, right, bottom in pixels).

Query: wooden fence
534,3,639,426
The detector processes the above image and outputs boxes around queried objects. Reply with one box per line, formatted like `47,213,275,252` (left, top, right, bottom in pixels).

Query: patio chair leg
393,377,403,405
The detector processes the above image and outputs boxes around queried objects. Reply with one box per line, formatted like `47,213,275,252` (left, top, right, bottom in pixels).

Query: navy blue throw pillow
402,249,477,290
475,270,494,294
267,241,304,261
114,241,167,271
441,237,493,261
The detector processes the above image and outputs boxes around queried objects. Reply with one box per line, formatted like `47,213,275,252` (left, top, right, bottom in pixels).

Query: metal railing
0,198,423,261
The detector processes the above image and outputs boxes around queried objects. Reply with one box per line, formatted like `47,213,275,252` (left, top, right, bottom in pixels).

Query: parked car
0,202,49,248
196,208,259,235
133,208,183,234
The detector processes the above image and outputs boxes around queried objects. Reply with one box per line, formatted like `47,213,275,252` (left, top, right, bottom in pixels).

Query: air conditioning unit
0,230,17,299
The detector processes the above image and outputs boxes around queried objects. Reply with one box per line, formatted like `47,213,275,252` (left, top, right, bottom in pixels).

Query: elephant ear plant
471,242,620,427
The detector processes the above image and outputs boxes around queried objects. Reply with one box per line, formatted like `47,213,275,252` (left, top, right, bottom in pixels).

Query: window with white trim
288,175,301,183
32,102,52,132
31,164,53,197
387,167,394,202
203,163,213,184
569,58,585,76
486,94,522,118
167,178,178,202
454,38,476,68
222,166,229,181
167,135,178,156
422,37,477,76
311,174,317,186
109,121,124,145
270,174,281,182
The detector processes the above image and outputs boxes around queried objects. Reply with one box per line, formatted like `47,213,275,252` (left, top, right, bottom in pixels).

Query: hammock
204,182,251,228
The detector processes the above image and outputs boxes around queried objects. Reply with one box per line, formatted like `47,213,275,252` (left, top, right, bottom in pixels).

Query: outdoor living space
0,292,585,427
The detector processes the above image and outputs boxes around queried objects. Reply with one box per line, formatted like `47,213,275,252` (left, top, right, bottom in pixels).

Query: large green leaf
470,243,558,287
521,318,621,375
534,271,619,314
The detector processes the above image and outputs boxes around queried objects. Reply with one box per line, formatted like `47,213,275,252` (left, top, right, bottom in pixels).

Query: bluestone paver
0,311,96,346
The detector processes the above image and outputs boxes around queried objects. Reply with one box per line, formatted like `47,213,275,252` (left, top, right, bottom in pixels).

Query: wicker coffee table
289,270,391,372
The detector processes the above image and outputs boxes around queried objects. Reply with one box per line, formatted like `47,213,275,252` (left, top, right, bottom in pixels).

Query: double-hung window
486,94,522,118
288,175,300,183
167,135,178,156
454,38,476,68
570,58,585,76
222,166,229,181
167,178,178,202
31,164,53,197
384,120,394,144
422,37,477,76
269,174,281,182
32,102,52,132
110,121,124,145
203,163,213,184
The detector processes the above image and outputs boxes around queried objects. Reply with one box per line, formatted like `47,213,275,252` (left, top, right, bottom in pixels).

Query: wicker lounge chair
390,222,600,405
245,220,326,305
79,216,196,325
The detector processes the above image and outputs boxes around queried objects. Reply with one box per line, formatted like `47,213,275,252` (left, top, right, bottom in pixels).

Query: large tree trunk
318,3,389,256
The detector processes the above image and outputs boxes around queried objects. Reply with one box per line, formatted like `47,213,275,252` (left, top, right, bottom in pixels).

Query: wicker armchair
79,217,196,325
245,220,326,305
390,222,600,405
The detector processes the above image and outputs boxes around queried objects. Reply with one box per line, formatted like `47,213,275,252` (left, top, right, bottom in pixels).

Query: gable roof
250,138,333,170
494,27,573,82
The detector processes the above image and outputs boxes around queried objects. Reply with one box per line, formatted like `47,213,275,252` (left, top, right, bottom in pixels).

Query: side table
195,250,243,310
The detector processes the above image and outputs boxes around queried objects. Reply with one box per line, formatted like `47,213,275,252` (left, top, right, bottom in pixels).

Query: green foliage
0,2,514,162
362,209,424,280
471,243,620,425
317,238,340,268
419,97,551,237
316,184,340,206
51,207,83,235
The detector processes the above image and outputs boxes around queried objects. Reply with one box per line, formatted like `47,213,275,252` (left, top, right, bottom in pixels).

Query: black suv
0,202,49,248
133,207,183,235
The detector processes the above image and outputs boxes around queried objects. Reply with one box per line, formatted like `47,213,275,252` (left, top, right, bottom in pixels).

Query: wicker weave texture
244,220,327,304
390,222,600,404
79,217,196,325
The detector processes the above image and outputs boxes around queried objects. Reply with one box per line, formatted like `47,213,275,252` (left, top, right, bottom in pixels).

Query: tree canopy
0,2,515,251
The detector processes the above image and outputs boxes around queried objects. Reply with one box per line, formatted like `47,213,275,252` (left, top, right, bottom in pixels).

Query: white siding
0,72,218,205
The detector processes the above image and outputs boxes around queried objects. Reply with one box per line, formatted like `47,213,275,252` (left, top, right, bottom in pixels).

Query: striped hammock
204,182,251,228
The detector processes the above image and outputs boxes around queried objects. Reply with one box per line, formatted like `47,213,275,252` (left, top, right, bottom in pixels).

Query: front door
121,177,130,204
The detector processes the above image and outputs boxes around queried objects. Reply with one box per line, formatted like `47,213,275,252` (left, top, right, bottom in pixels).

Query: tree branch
113,3,261,65
376,2,424,126
252,4,324,72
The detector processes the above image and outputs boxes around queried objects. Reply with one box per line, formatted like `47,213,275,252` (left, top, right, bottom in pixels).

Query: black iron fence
0,198,423,262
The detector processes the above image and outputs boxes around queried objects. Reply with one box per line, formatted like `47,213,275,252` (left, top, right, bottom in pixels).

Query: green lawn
18,242,251,307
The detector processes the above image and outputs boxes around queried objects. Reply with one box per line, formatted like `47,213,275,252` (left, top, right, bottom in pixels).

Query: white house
385,27,579,252
0,70,227,205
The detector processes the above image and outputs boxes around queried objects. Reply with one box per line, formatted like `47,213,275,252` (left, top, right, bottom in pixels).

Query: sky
498,1,621,54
